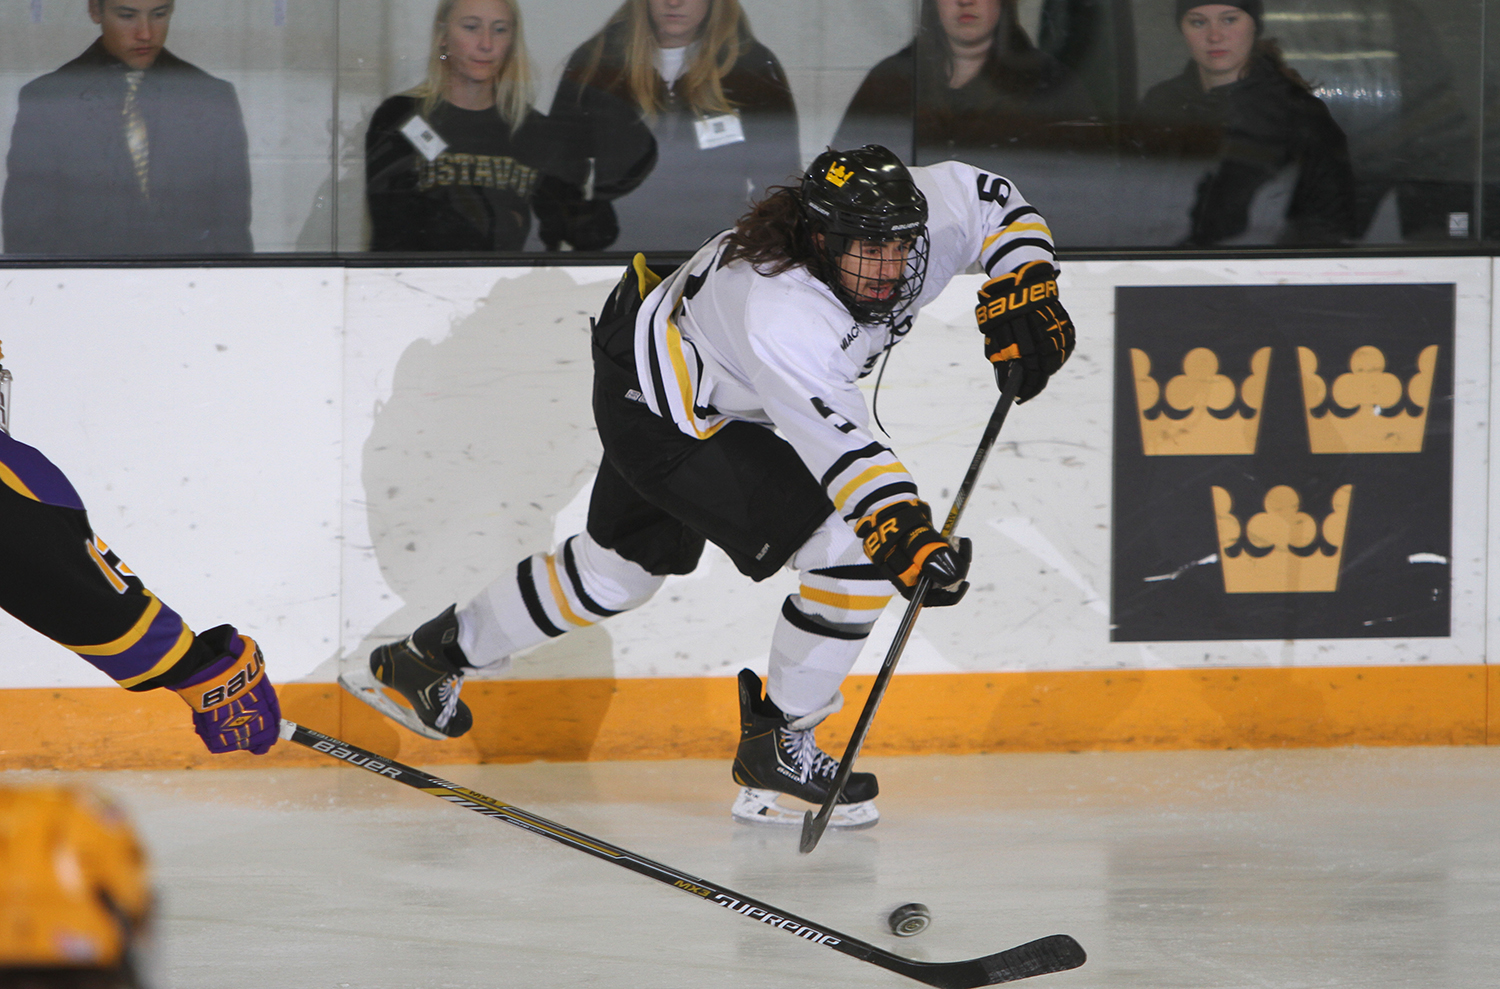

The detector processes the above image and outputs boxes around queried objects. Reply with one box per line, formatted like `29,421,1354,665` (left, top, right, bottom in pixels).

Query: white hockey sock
766,596,872,719
767,513,892,718
457,532,662,669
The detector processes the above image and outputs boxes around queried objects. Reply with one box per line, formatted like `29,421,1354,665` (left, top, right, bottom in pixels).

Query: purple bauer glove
170,625,280,755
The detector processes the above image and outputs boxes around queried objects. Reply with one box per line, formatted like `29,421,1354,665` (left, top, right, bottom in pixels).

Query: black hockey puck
887,902,931,937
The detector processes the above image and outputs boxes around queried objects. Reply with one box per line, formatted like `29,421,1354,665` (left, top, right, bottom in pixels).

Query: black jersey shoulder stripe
781,597,870,641
562,536,621,618
819,442,892,490
984,237,1057,275
1001,205,1041,228
846,481,920,523
517,555,567,639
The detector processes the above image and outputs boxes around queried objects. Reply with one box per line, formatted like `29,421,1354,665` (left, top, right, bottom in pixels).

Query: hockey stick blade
802,369,1023,854
281,720,1084,988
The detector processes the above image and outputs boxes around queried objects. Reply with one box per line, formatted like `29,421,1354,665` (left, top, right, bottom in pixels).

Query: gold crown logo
1131,346,1270,455
1298,345,1437,453
825,163,853,187
1212,484,1352,593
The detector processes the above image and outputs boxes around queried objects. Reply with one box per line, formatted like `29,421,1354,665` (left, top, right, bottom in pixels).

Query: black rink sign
1111,284,1453,642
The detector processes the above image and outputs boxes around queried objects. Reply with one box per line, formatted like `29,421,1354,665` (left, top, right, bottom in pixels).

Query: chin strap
870,346,894,438
867,314,913,438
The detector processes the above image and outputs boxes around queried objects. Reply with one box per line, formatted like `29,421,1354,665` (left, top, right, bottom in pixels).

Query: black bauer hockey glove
855,500,971,607
975,259,1075,403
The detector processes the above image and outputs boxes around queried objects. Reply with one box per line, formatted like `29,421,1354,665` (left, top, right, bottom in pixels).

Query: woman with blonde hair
539,0,799,252
366,0,585,252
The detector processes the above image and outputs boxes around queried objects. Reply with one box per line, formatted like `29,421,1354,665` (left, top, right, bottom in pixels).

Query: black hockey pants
586,258,835,582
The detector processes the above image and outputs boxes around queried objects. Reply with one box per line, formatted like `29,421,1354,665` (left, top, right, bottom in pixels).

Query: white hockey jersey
631,160,1055,527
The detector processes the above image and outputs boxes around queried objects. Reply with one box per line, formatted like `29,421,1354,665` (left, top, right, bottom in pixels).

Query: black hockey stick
281,719,1083,988
801,365,1023,854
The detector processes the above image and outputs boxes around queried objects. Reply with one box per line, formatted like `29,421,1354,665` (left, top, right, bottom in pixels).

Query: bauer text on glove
975,259,1075,403
855,500,971,607
170,625,280,755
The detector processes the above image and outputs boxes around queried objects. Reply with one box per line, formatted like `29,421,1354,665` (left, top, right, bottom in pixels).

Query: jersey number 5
976,174,1011,205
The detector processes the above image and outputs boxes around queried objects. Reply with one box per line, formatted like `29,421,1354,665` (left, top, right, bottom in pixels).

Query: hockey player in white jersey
344,145,1075,828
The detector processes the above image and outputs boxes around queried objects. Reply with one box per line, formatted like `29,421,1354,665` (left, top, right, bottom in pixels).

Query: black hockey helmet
800,145,930,324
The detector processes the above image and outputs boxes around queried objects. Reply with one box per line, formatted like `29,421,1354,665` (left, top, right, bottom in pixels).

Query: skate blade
337,667,450,742
730,787,880,830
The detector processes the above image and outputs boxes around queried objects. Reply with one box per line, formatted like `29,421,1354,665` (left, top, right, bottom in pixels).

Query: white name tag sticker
694,113,745,151
400,115,448,162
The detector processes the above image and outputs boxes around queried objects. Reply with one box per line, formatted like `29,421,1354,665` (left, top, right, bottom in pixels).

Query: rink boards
0,257,1495,767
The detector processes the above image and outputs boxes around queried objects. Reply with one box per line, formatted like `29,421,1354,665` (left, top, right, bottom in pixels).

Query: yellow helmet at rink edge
0,786,154,989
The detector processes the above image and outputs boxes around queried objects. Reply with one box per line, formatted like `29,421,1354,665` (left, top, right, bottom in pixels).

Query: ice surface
6,746,1498,988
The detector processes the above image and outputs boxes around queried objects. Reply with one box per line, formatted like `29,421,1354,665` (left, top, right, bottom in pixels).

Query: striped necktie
122,70,149,198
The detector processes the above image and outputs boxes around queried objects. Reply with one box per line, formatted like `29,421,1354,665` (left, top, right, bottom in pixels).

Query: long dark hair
915,0,1038,86
721,185,817,275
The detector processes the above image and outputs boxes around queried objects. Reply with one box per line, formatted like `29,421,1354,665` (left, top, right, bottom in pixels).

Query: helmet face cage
801,146,931,325
815,227,931,325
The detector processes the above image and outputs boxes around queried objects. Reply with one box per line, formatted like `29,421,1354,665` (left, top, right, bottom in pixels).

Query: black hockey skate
339,605,473,740
730,668,879,829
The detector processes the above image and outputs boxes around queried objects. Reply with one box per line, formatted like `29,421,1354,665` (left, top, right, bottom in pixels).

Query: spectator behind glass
366,0,594,253
833,0,1096,166
2,0,252,256
539,0,799,252
1346,0,1472,242
1134,0,1355,246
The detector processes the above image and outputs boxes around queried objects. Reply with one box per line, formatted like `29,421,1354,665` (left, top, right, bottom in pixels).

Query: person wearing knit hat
1134,1,1356,245
1177,3,1261,89
1175,0,1262,27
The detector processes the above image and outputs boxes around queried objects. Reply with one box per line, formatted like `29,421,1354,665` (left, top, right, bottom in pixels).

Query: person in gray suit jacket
3,0,252,255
